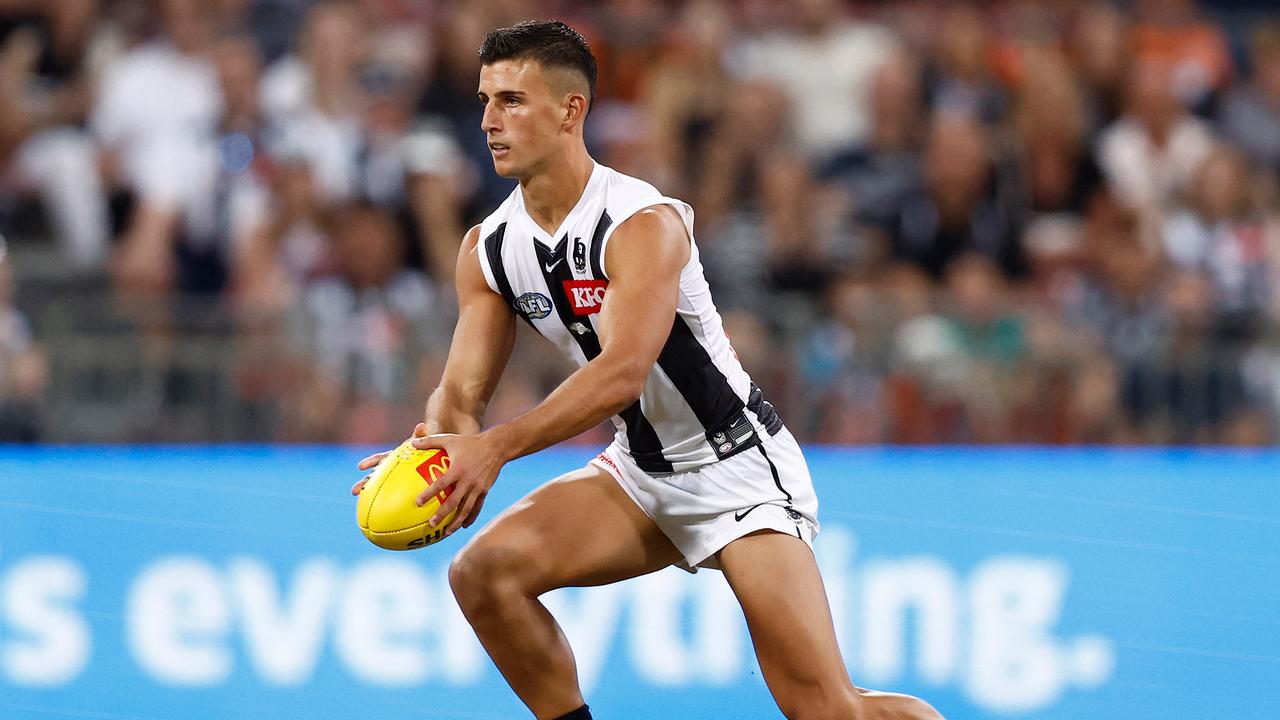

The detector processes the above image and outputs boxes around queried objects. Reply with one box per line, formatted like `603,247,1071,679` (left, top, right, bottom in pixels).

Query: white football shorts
591,426,820,572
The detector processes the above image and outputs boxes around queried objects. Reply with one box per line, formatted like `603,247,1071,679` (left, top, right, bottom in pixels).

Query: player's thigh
453,463,682,596
717,531,856,704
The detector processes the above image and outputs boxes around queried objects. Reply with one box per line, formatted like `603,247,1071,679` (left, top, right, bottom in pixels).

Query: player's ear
564,93,587,126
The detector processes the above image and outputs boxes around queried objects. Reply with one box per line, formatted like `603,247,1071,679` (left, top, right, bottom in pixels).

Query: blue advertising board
0,446,1277,719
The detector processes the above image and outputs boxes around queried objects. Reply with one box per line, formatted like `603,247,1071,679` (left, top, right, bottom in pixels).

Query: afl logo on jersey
515,292,553,319
563,279,607,315
573,237,587,272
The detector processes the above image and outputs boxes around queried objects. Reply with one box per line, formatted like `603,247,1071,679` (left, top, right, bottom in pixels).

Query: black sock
551,705,592,720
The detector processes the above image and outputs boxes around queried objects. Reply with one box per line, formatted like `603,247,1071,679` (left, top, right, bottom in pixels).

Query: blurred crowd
3,0,1280,445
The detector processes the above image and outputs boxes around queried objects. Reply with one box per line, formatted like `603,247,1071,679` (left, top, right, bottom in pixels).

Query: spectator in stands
889,261,964,443
231,160,327,320
401,114,469,287
1066,1,1130,132
982,0,1073,86
0,0,110,270
940,253,1028,442
1163,146,1272,337
924,2,1006,125
0,0,1274,446
1161,268,1249,443
260,0,369,204
693,80,789,314
733,0,898,163
1219,22,1280,175
820,47,925,231
593,0,669,105
1129,0,1232,114
1096,60,1215,212
1071,208,1172,442
0,236,47,441
768,151,867,282
417,1,513,215
1015,51,1103,220
1014,50,1103,276
695,79,789,231
700,79,868,318
358,2,468,284
944,253,1027,368
642,0,734,199
887,109,1025,280
284,203,439,443
800,271,888,444
92,0,224,295
589,101,663,184
213,32,284,314
365,50,466,285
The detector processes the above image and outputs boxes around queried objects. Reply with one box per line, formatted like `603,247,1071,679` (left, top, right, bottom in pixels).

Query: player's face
477,60,568,178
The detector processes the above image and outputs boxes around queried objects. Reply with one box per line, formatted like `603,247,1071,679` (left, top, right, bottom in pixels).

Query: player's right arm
423,224,517,435
354,224,515,479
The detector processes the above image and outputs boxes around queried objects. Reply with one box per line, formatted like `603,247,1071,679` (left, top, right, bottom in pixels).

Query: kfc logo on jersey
563,279,608,315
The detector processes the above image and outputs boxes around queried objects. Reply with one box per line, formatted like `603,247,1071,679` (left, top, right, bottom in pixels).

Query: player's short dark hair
478,20,597,109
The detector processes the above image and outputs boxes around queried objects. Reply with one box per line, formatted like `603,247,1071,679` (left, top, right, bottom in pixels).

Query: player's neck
519,149,595,236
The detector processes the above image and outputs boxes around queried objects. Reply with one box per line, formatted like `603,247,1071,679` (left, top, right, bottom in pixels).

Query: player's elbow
600,357,649,412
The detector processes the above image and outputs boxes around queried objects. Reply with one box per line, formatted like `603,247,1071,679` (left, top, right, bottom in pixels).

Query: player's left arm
411,205,690,533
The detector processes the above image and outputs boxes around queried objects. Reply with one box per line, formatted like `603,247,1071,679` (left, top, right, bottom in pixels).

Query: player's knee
448,540,535,612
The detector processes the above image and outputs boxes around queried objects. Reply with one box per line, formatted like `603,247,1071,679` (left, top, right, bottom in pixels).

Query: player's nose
481,105,501,134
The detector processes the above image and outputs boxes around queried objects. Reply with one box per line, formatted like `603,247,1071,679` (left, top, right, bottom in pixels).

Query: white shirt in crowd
734,22,897,159
1096,116,1215,210
260,56,366,202
91,41,222,239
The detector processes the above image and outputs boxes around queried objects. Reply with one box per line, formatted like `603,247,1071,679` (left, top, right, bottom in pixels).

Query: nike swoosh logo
734,503,768,522
544,258,564,273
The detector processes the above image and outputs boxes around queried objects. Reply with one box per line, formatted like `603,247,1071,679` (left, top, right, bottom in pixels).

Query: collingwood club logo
712,431,732,454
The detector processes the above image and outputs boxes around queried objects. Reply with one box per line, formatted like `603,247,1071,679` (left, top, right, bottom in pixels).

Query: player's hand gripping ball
355,438,455,550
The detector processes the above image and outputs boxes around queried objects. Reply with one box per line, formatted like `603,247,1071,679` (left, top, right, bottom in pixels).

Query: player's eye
505,97,520,107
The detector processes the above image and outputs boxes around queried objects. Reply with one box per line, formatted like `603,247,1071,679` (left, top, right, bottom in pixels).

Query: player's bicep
437,227,516,407
594,206,690,374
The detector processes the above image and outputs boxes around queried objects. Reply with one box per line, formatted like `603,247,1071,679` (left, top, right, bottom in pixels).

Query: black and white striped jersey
476,162,782,473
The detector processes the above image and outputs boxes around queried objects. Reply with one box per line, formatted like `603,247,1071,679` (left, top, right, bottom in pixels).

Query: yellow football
355,438,456,550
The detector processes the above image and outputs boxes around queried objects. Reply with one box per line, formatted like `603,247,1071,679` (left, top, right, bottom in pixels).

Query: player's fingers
410,433,449,451
415,473,458,508
350,476,370,496
412,422,427,437
460,491,487,529
357,451,389,471
445,493,479,537
429,486,464,529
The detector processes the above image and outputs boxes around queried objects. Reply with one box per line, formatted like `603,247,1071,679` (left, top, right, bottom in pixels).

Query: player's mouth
488,141,510,158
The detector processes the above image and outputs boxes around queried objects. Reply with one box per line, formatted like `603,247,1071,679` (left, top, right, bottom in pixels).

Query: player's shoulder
612,204,686,240
602,177,690,277
596,164,666,213
460,223,483,253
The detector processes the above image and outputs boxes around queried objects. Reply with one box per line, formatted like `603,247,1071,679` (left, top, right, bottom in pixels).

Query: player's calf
448,538,587,718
